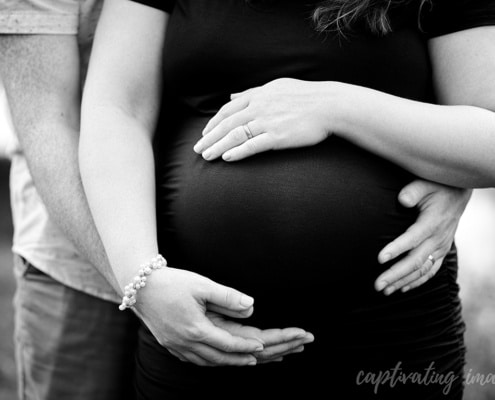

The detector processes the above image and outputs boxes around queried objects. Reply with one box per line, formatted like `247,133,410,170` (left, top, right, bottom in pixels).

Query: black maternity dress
129,0,495,398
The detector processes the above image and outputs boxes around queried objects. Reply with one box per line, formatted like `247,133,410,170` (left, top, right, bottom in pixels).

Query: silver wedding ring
243,124,254,140
427,254,436,265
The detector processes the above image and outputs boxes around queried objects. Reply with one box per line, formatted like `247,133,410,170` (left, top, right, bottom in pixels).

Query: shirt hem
12,247,121,304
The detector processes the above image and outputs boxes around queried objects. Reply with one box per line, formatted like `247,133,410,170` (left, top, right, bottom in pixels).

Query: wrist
118,254,168,311
111,249,161,292
326,82,376,141
320,81,352,138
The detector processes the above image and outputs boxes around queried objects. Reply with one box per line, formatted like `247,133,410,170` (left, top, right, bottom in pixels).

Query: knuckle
231,127,247,142
413,258,423,271
270,133,285,149
419,264,430,277
185,325,204,342
223,289,234,307
257,349,274,360
245,139,259,154
209,353,226,365
406,231,421,247
216,118,232,133
423,224,437,237
221,340,234,353
393,278,405,288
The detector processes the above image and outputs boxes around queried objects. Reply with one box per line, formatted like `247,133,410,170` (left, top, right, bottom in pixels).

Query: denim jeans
13,256,140,400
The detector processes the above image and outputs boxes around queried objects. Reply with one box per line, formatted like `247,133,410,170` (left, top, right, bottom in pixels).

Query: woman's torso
148,1,465,396
156,0,430,291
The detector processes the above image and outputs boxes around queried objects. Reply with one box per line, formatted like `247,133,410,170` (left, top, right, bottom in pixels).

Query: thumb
398,179,436,208
205,281,255,311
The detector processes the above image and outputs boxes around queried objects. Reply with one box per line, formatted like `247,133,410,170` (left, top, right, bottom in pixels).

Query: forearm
334,83,495,188
21,123,122,293
0,34,121,293
79,105,158,288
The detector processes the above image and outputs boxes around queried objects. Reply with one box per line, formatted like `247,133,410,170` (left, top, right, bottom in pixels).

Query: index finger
202,96,249,135
378,215,434,264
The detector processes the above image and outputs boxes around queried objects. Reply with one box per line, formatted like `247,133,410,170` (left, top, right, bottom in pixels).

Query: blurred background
0,86,494,399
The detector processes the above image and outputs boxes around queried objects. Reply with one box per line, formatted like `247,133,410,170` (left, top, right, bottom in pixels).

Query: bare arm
79,0,316,366
79,0,163,287
0,34,120,293
334,27,495,188
0,24,311,364
196,27,495,188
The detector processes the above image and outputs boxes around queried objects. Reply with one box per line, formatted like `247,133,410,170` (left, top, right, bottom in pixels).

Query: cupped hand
207,312,315,364
193,78,340,161
133,266,312,366
375,180,472,295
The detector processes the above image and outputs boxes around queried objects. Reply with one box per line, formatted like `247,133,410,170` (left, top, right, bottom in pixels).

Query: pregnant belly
155,116,418,322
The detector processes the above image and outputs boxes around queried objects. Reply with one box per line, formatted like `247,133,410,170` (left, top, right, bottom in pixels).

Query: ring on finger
427,254,436,266
242,124,254,140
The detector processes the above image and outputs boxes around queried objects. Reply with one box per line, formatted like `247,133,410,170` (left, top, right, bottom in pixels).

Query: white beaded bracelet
118,254,167,311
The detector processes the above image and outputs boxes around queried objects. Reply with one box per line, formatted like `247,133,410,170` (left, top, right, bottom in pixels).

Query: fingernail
295,346,304,353
255,345,264,352
248,358,257,366
240,295,254,308
202,150,212,160
376,280,388,291
384,286,395,296
223,152,232,161
402,286,410,293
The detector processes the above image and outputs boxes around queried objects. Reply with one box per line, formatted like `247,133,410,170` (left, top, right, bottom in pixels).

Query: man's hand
375,180,472,295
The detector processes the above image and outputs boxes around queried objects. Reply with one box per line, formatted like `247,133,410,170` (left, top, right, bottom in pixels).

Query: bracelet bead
118,254,167,311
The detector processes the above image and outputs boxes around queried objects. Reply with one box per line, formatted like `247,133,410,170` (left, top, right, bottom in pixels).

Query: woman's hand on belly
193,78,342,162
135,266,313,366
374,180,471,295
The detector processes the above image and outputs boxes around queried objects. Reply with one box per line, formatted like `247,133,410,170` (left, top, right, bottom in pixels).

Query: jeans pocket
20,258,50,282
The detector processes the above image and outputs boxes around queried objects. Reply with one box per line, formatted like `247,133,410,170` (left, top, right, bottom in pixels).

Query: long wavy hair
249,0,430,36
313,0,430,35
